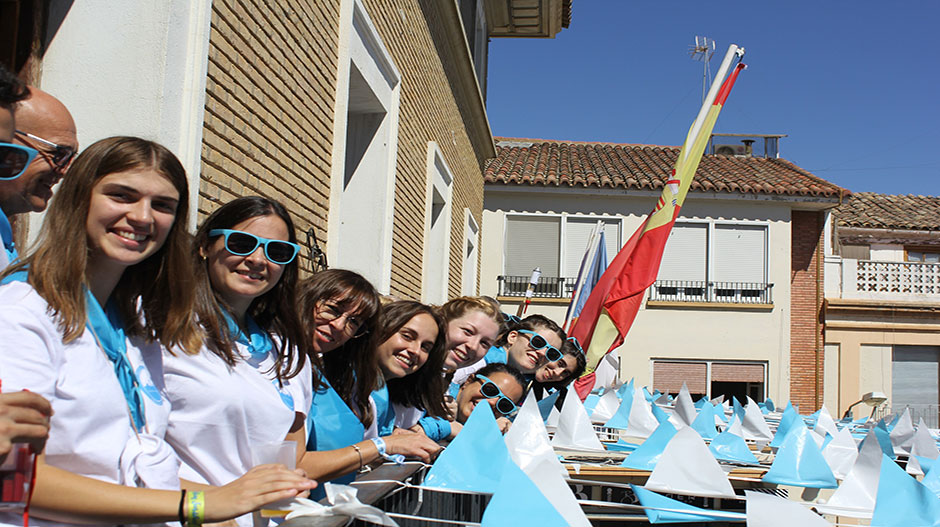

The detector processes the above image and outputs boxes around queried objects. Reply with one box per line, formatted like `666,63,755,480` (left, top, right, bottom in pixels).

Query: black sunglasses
477,374,519,416
517,329,563,362
15,130,76,170
209,229,300,264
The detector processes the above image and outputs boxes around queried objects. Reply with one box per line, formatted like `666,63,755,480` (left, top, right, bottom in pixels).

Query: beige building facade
482,138,845,409
3,0,570,301
823,193,940,425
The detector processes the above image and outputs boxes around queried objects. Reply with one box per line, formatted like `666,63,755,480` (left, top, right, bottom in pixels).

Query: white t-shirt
163,338,312,486
0,281,177,527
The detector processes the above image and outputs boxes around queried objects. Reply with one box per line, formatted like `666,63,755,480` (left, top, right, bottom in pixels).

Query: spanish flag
570,45,747,400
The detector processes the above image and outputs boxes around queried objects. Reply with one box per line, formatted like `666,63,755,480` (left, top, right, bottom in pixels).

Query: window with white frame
501,214,621,297
652,221,771,304
421,142,454,304
461,209,479,295
327,0,401,293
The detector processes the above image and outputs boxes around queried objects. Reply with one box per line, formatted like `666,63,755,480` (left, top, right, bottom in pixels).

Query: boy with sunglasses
454,363,527,434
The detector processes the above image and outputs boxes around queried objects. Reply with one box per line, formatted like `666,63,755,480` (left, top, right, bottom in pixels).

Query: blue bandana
221,310,293,409
0,209,17,264
84,289,147,431
222,311,273,361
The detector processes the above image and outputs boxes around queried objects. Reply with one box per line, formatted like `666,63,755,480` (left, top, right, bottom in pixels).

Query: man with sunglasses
0,86,77,267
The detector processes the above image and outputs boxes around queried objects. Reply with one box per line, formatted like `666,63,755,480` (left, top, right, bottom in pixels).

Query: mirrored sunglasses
477,374,518,416
209,229,301,265
15,130,75,170
0,142,38,179
517,329,562,362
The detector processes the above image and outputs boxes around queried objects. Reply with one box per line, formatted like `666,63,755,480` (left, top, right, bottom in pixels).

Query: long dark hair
383,301,449,418
2,136,200,351
494,313,566,348
192,196,308,383
303,269,381,409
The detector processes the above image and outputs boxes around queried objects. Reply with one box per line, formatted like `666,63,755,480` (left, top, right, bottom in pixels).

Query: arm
298,434,441,483
30,457,315,524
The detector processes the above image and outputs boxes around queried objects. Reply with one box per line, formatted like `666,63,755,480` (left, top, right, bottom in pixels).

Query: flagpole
681,44,743,164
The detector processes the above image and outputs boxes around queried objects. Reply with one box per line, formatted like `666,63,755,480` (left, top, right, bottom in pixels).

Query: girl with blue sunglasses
163,196,313,526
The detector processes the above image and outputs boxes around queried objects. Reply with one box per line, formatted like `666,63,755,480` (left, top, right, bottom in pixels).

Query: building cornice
441,0,496,160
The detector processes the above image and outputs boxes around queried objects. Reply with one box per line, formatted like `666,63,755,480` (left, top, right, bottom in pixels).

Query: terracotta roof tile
833,192,940,231
485,138,846,198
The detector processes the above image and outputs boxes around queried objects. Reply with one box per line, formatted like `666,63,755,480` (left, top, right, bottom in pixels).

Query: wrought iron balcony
496,275,577,298
649,280,774,304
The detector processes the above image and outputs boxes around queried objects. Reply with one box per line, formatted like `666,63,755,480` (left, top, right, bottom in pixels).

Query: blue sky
485,2,940,196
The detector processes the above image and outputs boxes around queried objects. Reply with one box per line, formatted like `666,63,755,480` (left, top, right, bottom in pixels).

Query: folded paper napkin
266,483,398,526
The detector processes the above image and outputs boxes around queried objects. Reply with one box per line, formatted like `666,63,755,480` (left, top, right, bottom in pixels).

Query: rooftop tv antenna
689,36,716,103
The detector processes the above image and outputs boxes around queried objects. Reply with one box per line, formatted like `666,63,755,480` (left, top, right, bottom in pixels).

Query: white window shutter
505,216,561,277
658,223,707,282
713,225,766,283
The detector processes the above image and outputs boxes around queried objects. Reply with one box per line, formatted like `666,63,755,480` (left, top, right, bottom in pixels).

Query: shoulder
0,282,60,335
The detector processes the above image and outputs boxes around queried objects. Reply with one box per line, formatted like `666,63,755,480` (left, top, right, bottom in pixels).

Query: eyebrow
103,183,180,204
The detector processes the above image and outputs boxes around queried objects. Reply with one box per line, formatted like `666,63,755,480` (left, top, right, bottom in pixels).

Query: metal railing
496,275,577,298
874,404,940,429
649,280,774,304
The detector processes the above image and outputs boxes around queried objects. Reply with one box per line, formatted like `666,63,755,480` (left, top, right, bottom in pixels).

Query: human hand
392,426,417,436
203,465,315,522
382,434,442,463
0,391,53,461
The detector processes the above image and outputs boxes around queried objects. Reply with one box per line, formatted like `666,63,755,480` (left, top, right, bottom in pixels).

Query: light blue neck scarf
84,289,147,431
222,310,273,361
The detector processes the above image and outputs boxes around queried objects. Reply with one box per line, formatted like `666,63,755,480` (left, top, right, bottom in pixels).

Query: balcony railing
496,275,774,304
497,275,576,298
826,258,940,300
649,280,774,304
856,260,940,295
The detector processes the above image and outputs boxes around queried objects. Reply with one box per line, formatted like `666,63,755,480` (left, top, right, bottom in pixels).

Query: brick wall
201,0,489,297
790,210,825,411
364,0,489,299
201,0,340,273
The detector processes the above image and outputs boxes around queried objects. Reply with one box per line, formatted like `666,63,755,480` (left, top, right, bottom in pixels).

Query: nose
328,315,347,331
245,245,266,265
127,200,153,225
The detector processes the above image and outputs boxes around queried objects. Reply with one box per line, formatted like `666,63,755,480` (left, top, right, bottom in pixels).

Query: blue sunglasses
517,329,563,363
477,374,519,416
209,229,300,264
0,142,39,179
567,336,584,355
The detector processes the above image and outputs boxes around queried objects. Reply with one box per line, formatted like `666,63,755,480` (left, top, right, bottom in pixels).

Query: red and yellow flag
570,47,746,399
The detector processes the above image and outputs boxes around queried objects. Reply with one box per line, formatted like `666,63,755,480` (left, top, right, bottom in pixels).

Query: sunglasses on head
567,336,584,355
476,374,518,416
0,142,39,179
517,329,562,363
209,229,301,265
502,312,521,325
15,130,76,170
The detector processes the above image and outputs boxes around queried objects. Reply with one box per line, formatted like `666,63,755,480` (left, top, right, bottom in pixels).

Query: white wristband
370,437,405,464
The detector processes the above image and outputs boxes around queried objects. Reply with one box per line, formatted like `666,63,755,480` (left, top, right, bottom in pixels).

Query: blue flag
631,485,746,524
424,402,508,493
871,454,940,526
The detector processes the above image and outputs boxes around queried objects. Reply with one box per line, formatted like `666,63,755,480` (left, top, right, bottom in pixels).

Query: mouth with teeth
394,352,416,371
450,346,469,365
114,229,149,245
237,269,265,281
